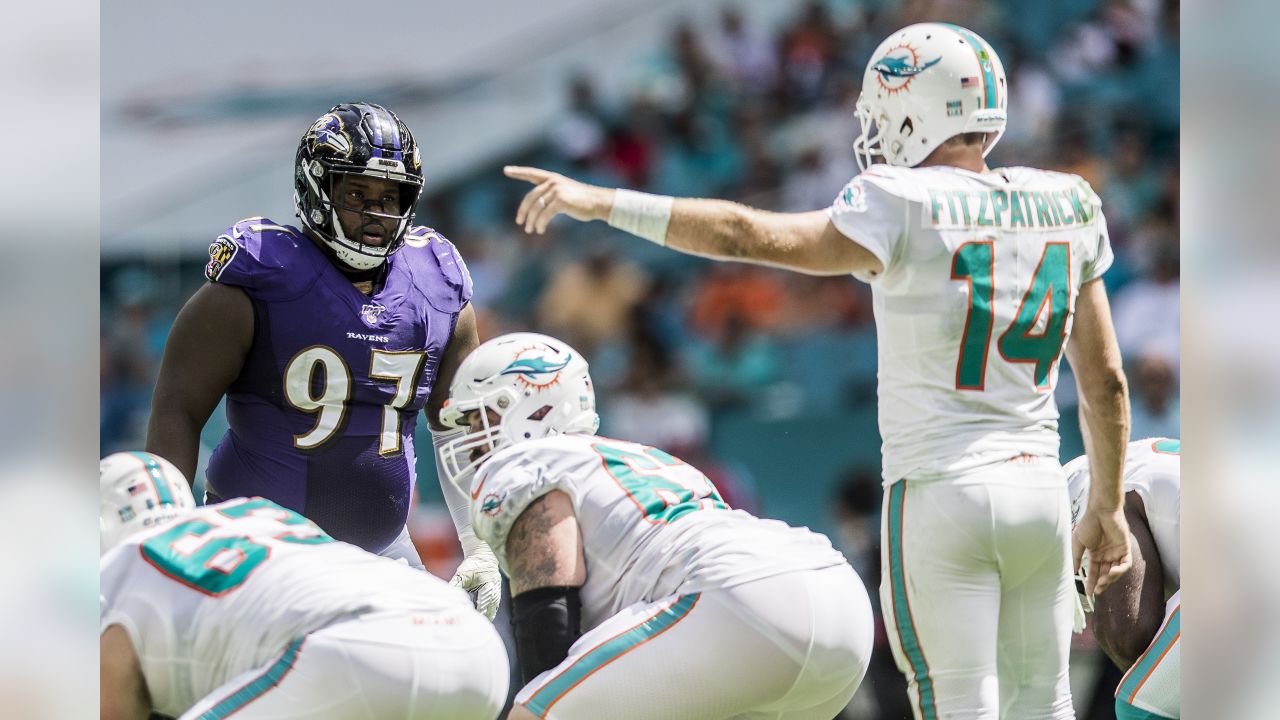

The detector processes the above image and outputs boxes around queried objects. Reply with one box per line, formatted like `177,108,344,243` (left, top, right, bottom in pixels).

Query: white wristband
608,189,673,246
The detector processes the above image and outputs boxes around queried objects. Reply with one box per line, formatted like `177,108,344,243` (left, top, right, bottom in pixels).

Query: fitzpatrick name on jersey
924,185,1098,231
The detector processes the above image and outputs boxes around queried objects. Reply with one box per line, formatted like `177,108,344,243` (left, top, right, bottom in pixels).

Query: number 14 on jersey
951,242,1071,391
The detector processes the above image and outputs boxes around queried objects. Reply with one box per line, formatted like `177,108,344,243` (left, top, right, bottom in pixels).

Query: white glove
1072,553,1093,634
450,545,502,621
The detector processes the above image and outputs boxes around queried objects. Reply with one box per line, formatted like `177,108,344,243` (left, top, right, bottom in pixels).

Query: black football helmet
293,102,425,270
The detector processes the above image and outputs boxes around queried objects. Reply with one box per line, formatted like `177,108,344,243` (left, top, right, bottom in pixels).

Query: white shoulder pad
855,164,933,205
468,436,597,568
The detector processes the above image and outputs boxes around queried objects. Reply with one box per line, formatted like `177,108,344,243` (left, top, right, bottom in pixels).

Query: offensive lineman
1066,438,1181,720
146,103,500,617
504,24,1132,719
438,333,874,719
99,451,509,720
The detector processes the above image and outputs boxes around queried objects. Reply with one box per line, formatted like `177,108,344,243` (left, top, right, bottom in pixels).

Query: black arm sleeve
511,585,582,685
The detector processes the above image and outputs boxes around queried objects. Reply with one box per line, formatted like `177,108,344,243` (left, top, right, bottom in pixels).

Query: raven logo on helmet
307,113,353,158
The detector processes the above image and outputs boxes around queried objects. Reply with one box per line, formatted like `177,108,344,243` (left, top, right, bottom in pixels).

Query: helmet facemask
853,95,888,172
438,386,523,488
438,333,600,490
294,103,425,271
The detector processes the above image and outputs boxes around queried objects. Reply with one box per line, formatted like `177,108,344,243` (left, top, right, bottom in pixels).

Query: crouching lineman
1066,438,1181,720
437,333,874,719
99,452,508,720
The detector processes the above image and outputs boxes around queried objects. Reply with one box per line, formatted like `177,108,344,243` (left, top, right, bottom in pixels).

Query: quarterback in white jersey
502,22,1134,720
99,451,508,720
1066,438,1181,720
438,333,874,720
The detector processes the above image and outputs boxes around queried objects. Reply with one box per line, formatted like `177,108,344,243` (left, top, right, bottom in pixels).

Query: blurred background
100,0,1179,717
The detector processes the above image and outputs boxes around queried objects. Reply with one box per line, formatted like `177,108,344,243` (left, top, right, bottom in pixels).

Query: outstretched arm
1065,277,1132,595
146,282,254,483
504,166,882,277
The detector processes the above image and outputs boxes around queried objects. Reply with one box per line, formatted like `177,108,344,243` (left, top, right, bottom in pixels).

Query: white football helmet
100,451,196,555
854,23,1008,170
439,333,599,488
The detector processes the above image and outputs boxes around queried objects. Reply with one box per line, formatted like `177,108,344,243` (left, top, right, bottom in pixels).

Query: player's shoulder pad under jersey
399,226,474,314
469,436,597,554
839,164,931,206
205,217,321,300
1003,167,1104,221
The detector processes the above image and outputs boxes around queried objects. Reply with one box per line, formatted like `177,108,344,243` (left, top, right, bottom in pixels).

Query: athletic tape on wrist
608,189,673,246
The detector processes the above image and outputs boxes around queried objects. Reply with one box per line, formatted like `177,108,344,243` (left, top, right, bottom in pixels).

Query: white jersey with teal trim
469,433,847,631
828,164,1114,482
1067,438,1181,588
99,497,472,718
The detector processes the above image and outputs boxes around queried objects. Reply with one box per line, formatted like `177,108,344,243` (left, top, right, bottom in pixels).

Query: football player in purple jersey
146,102,501,619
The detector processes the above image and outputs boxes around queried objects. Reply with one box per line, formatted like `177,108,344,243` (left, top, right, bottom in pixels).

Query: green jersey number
140,499,333,596
952,242,1071,391
592,442,728,523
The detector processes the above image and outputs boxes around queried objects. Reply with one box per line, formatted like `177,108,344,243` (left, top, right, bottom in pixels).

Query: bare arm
503,166,882,277
1067,278,1131,512
427,303,480,431
505,490,586,596
101,625,150,720
1065,277,1133,594
145,282,254,483
1091,493,1166,669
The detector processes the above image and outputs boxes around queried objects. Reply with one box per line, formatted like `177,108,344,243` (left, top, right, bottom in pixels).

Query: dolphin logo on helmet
500,355,572,377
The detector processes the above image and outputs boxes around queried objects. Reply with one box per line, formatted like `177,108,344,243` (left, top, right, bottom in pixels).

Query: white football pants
515,563,874,719
880,458,1076,720
179,608,509,720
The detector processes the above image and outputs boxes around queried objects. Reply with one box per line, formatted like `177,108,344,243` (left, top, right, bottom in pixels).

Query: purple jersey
202,217,472,553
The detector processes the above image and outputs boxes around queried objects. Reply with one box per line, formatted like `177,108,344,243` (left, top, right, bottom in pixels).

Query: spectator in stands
535,247,649,357
777,0,841,111
1129,353,1180,440
709,6,778,95
549,73,608,168
688,264,785,337
686,313,782,412
1101,130,1164,231
1113,239,1180,372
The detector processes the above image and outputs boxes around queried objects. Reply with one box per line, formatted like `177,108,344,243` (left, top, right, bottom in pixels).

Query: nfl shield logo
361,302,386,325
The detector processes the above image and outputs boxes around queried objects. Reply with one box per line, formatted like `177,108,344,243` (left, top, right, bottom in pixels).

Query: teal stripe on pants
197,637,304,719
1115,698,1176,720
1118,606,1180,701
887,481,937,720
525,593,699,717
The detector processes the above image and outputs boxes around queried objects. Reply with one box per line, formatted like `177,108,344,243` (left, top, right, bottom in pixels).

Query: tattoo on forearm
508,494,563,594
